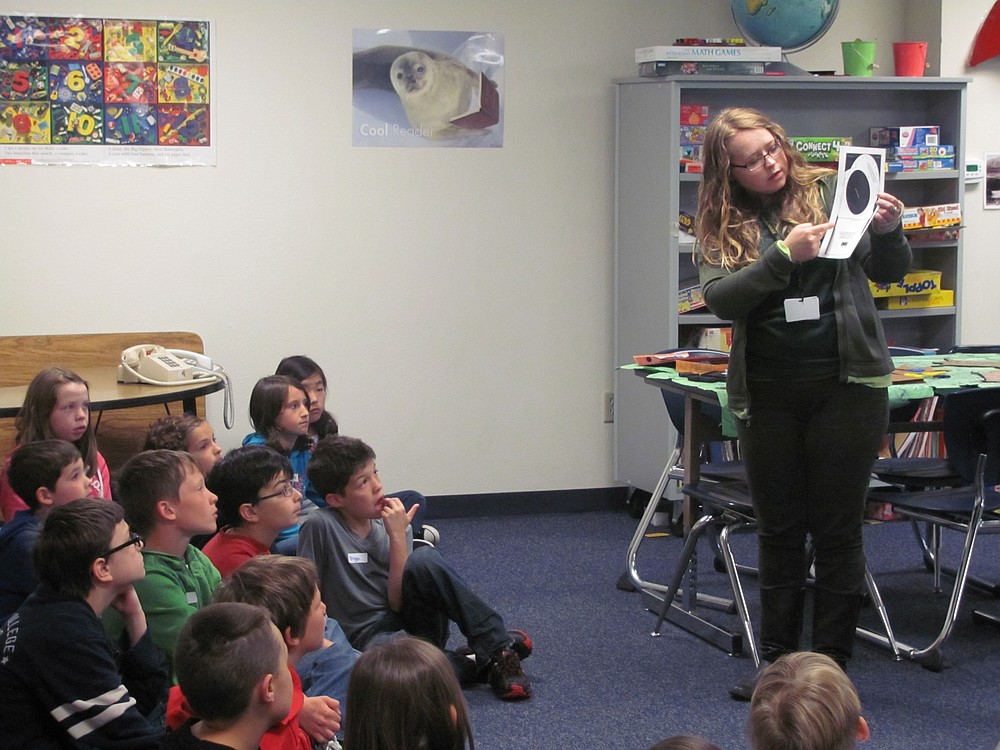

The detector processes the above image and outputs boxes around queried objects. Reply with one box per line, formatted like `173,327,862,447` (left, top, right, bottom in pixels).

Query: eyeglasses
732,139,783,172
100,531,144,559
258,481,296,502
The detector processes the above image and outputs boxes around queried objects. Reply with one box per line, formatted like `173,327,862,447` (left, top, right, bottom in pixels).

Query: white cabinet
613,76,968,495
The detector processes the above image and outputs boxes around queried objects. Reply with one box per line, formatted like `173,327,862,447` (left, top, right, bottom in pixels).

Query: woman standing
694,108,911,699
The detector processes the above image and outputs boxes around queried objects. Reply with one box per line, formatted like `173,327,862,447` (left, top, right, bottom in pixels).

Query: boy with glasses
0,498,168,747
202,445,304,580
203,445,359,719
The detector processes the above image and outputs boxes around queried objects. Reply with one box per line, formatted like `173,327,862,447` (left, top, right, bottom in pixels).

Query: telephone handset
118,345,216,385
117,344,236,429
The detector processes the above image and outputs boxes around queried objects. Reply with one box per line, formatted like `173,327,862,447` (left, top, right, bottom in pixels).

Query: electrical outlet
603,391,614,423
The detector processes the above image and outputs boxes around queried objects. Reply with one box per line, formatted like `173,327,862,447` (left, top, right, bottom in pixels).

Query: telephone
118,345,216,385
117,344,236,428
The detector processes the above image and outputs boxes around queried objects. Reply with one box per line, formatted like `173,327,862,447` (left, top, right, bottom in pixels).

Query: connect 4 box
789,136,852,163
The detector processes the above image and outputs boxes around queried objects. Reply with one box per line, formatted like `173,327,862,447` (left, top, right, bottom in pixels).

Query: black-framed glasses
100,531,144,559
732,138,783,172
258,480,296,502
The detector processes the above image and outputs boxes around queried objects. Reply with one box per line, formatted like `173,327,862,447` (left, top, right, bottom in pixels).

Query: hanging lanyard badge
765,218,820,323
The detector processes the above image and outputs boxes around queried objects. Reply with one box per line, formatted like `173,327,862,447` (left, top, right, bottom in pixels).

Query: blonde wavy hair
696,107,834,270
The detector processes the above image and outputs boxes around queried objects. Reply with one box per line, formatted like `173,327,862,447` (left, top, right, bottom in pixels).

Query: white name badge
348,552,369,565
784,296,820,322
186,591,199,605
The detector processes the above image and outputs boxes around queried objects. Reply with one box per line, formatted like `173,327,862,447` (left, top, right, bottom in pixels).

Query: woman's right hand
784,221,835,262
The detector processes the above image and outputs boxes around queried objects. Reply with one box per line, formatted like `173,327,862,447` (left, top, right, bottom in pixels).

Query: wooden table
0,366,224,419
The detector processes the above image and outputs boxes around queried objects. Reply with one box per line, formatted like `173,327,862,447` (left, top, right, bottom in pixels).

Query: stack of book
636,44,781,77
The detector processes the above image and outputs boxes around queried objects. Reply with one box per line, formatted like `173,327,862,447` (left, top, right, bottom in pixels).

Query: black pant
737,377,887,665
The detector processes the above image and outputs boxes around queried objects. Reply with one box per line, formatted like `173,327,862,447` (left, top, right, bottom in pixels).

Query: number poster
0,14,215,166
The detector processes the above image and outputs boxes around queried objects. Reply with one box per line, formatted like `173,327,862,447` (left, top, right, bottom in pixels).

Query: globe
731,0,840,53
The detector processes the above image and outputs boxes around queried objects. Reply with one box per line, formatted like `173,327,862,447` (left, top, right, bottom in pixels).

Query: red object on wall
970,0,1000,66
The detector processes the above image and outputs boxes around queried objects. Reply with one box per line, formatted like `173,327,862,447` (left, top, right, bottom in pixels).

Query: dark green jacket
697,175,912,418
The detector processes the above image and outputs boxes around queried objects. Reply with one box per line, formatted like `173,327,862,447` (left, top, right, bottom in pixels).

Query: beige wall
2,1,993,497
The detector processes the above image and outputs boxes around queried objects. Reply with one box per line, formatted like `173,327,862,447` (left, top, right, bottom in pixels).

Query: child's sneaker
508,629,533,660
487,648,532,701
421,524,441,545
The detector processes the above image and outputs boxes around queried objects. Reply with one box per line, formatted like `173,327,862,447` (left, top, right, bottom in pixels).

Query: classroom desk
624,353,1000,656
0,366,225,419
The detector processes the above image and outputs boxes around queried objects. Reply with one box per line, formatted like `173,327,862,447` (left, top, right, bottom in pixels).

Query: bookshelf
613,75,968,495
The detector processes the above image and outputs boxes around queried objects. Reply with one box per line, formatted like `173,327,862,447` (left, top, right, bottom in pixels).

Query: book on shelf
639,60,765,77
635,44,782,63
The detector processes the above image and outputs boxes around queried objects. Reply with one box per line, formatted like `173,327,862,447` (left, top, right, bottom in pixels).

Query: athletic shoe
488,648,532,701
507,629,533,660
456,629,533,664
421,524,441,545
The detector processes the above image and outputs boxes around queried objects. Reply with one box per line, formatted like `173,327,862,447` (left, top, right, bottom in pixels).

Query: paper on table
818,146,886,259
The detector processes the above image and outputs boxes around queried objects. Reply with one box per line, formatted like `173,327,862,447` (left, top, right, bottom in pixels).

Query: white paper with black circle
818,146,886,259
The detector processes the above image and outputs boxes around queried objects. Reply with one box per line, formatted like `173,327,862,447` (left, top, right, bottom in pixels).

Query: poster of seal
0,14,214,166
353,29,504,148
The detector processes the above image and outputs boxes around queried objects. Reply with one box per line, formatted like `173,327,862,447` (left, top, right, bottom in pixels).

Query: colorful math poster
0,14,214,166
353,29,504,148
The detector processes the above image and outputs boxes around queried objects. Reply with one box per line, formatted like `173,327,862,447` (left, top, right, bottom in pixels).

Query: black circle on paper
846,169,870,215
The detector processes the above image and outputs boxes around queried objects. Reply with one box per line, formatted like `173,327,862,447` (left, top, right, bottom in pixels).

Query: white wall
939,1,1000,344
5,1,990,499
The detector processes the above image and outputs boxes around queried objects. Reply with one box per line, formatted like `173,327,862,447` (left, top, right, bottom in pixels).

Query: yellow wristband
776,240,792,259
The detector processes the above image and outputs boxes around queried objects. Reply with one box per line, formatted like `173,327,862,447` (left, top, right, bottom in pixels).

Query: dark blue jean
364,545,511,674
737,377,887,665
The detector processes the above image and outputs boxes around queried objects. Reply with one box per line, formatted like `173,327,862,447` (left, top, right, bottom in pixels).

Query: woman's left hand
872,192,904,233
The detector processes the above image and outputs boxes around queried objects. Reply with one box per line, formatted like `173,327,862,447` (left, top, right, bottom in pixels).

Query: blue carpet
431,509,1000,750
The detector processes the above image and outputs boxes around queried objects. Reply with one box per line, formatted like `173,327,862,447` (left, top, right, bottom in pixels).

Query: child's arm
381,496,418,612
109,585,148,648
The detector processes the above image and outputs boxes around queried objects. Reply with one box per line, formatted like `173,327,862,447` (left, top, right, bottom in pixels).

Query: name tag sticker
348,552,369,565
784,296,820,322
185,591,198,605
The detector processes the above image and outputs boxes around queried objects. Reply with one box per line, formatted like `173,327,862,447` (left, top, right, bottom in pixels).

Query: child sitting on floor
202,445,304,580
0,439,92,618
0,498,168,747
144,414,224,480
111,449,221,671
343,636,473,750
301,434,533,701
749,652,869,750
164,602,294,750
201,446,359,718
1,367,111,521
168,556,341,749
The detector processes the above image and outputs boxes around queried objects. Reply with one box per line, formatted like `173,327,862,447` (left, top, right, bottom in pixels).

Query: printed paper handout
818,146,886,259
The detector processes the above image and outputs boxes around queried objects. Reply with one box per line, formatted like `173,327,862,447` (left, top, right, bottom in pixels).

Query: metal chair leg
650,512,715,635
857,564,902,660
718,519,760,668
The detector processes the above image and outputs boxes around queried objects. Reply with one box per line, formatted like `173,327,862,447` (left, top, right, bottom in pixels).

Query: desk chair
873,345,1000,595
866,386,1000,671
624,349,744,596
651,480,900,669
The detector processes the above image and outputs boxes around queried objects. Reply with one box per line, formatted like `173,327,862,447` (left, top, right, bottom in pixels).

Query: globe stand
765,57,812,76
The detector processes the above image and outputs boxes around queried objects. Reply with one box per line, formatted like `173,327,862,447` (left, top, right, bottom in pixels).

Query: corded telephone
118,345,216,385
117,344,235,428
